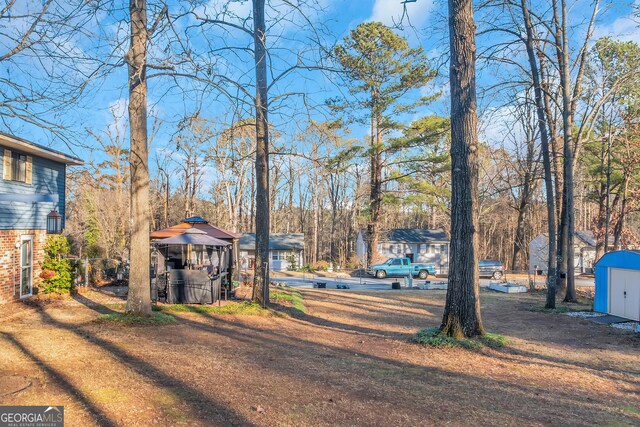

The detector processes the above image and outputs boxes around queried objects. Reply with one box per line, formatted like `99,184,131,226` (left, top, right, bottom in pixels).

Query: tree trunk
511,185,528,271
440,0,484,339
557,0,577,303
330,198,338,265
190,157,197,217
252,0,270,306
163,175,170,228
520,0,557,308
250,165,255,231
539,57,563,224
603,121,613,256
613,175,629,250
595,179,606,260
125,0,151,316
593,122,607,260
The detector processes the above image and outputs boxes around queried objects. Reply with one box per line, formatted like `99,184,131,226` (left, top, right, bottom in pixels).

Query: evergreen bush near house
286,254,298,271
40,235,75,294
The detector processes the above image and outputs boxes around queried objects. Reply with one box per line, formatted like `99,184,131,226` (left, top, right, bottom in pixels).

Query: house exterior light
46,209,62,234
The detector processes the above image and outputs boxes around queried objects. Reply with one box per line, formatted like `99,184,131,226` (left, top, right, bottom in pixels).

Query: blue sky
2,0,639,178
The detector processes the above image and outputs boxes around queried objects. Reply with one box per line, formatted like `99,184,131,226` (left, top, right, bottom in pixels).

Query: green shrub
287,254,299,271
40,235,75,294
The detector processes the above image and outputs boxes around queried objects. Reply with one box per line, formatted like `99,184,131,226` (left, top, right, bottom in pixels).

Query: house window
419,244,427,254
440,244,448,254
11,152,27,182
272,251,289,261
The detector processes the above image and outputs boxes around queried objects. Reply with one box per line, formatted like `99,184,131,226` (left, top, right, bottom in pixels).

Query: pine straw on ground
0,288,638,426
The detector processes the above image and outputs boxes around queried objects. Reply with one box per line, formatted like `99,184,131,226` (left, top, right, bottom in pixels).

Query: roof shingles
361,228,449,243
240,233,304,251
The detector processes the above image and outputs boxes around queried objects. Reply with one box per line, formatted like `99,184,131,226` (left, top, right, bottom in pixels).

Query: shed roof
594,250,640,268
360,228,449,243
150,218,240,240
0,132,83,165
240,233,305,251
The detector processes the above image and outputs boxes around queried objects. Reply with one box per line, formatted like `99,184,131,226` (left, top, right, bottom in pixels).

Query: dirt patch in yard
0,289,638,426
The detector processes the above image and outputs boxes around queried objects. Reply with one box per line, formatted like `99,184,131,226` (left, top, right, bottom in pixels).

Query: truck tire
376,270,387,279
492,271,503,280
418,270,428,279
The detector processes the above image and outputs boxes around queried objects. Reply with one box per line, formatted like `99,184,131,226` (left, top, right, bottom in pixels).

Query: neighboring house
239,233,304,271
0,132,83,303
529,230,606,274
356,228,450,269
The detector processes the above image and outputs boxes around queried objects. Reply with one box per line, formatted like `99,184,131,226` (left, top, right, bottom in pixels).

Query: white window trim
20,235,33,298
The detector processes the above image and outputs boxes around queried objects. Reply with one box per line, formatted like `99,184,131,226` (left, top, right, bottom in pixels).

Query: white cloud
369,0,435,28
593,4,640,43
479,104,524,147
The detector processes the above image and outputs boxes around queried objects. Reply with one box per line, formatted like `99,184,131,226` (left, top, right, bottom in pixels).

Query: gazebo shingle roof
150,217,240,240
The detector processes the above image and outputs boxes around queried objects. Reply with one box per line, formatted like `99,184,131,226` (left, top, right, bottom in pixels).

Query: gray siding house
356,228,450,270
0,132,82,303
239,233,304,271
529,230,603,274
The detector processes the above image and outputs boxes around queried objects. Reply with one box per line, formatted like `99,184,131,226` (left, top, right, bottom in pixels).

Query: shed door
609,268,640,321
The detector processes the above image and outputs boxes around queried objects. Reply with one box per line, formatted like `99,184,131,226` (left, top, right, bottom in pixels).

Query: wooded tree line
3,0,640,317
56,2,637,280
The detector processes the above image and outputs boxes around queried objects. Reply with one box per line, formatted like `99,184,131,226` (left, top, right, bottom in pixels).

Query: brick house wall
0,229,47,303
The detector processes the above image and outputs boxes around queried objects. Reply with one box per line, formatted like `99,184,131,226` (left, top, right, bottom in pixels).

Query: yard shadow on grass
485,341,640,389
0,332,119,427
66,292,640,425
296,290,443,334
72,293,120,315
32,308,256,427
174,312,640,425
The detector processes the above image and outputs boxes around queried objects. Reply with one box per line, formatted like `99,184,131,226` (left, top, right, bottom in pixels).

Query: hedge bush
40,235,75,294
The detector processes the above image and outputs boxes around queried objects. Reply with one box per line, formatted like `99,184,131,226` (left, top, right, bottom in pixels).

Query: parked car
479,259,504,279
367,257,436,279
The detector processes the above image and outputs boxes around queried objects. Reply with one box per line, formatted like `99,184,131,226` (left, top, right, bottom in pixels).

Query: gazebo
152,228,232,304
151,216,241,284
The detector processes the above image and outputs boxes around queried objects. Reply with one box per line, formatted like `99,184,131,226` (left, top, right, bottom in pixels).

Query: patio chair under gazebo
152,228,233,304
150,216,241,283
